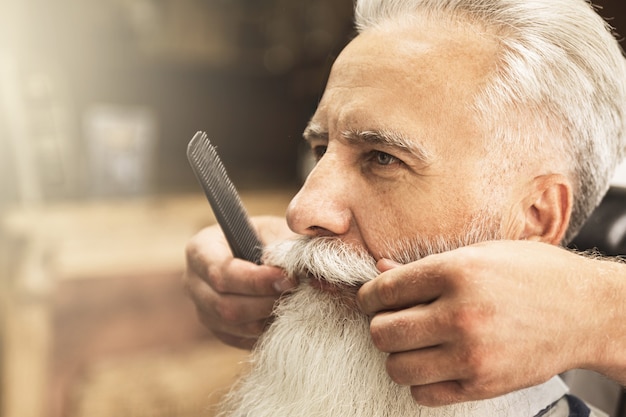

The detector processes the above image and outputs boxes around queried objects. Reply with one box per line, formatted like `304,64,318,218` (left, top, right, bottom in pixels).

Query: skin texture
182,19,626,406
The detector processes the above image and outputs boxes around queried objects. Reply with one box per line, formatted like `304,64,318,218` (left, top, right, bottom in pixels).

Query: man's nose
286,158,352,238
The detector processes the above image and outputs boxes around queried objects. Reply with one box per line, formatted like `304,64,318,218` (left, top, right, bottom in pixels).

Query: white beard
216,232,548,417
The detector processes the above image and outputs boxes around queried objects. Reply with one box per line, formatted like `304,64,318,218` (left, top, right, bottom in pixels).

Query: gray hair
354,0,626,243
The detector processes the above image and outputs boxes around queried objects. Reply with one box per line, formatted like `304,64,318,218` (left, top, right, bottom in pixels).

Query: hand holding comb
187,131,263,264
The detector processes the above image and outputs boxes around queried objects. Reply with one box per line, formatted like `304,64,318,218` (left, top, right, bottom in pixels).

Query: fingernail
273,277,295,293
377,258,402,272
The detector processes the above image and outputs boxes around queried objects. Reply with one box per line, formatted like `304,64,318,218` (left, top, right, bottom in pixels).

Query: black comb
187,131,263,264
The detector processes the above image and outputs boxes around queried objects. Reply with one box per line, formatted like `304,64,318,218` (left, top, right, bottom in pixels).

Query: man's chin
215,284,394,417
216,283,536,417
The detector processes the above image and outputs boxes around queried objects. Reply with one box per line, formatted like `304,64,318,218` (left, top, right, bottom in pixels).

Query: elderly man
185,0,626,416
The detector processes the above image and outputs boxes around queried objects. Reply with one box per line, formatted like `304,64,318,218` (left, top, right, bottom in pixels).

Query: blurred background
0,1,624,417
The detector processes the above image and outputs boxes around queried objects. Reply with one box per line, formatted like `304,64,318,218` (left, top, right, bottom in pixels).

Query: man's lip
309,276,337,293
308,275,360,294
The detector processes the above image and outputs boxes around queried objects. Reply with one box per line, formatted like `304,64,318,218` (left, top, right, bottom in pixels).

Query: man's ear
520,174,573,244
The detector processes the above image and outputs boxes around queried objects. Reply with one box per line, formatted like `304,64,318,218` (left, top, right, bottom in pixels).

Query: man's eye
312,145,327,161
373,151,399,166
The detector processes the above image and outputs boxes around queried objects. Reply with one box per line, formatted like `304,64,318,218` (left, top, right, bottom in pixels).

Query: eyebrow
303,122,328,142
303,122,434,165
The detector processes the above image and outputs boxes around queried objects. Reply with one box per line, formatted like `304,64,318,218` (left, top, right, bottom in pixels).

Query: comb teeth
187,131,263,263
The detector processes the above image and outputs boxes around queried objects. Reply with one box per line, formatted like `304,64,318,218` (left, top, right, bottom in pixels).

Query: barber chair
568,185,626,417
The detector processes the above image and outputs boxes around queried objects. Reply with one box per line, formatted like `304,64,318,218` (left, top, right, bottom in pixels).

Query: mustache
261,211,503,290
262,236,379,287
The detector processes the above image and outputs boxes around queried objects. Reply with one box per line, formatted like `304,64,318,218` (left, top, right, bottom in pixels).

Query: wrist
578,257,626,385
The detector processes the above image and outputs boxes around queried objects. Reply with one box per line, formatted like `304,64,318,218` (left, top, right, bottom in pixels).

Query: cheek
352,197,431,257
354,189,487,256
497,205,526,240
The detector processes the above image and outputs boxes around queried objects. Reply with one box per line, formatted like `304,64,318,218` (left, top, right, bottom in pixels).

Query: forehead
312,18,498,152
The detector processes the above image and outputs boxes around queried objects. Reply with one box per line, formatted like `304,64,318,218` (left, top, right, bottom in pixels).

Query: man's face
218,21,569,417
286,21,517,258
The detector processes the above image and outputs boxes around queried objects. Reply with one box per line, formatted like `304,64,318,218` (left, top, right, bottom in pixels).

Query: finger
219,258,297,296
187,249,295,296
194,291,278,328
195,301,274,342
369,304,447,353
409,376,503,407
211,330,259,350
409,381,469,407
186,226,296,296
386,344,503,406
357,258,446,315
199,309,270,341
385,345,468,388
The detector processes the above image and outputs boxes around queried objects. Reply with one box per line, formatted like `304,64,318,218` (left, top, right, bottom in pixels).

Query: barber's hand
183,216,296,349
357,240,624,406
